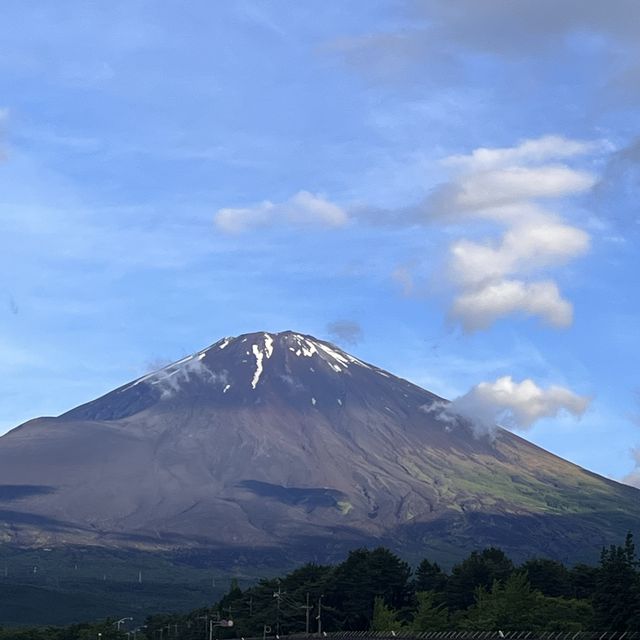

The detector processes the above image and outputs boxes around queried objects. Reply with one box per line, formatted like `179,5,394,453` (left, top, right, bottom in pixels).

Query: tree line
144,533,640,636
3,534,640,639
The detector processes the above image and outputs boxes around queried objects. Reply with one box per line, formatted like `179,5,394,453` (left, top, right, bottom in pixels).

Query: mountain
0,330,638,565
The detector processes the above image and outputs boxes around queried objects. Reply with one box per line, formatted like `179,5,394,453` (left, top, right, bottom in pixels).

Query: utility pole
273,583,282,636
304,593,311,635
205,615,209,637
196,614,208,639
249,595,253,617
316,595,323,636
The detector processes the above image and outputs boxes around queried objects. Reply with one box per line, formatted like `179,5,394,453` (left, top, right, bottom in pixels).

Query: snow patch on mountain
250,334,275,389
264,333,274,358
316,342,350,367
251,344,264,390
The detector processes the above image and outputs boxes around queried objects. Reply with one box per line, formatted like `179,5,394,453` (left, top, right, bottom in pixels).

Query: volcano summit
0,331,637,564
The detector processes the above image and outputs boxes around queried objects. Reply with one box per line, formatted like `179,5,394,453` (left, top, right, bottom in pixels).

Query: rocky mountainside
0,331,637,564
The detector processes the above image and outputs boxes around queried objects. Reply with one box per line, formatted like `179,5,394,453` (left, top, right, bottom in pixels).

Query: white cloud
417,135,596,331
449,217,590,287
443,135,599,171
450,280,573,332
430,375,590,435
453,165,595,211
432,137,598,214
214,190,348,233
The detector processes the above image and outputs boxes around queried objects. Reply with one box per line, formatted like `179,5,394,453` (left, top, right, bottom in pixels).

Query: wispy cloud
408,0,640,56
331,0,640,101
443,137,598,171
135,355,229,399
214,191,348,233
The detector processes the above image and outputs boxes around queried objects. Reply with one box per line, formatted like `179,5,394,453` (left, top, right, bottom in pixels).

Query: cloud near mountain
428,375,590,435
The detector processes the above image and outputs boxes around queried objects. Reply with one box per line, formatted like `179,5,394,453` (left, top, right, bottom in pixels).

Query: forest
2,534,640,639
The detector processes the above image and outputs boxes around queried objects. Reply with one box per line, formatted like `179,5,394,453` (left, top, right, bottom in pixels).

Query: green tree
370,596,400,631
569,563,599,600
536,596,592,632
446,547,514,611
462,573,539,630
414,559,447,593
280,563,335,634
411,591,448,631
328,547,412,630
521,557,571,597
462,573,591,631
592,532,640,630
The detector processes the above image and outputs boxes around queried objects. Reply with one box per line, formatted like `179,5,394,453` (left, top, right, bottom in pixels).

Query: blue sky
0,1,638,483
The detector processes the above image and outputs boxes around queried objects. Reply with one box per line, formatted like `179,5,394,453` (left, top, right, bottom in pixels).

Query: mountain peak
129,329,381,393
61,330,430,422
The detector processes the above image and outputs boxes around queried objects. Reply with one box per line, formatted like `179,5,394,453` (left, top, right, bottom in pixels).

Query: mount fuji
0,331,637,564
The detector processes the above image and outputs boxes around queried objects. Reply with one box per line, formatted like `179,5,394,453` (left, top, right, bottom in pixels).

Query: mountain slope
0,331,637,564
